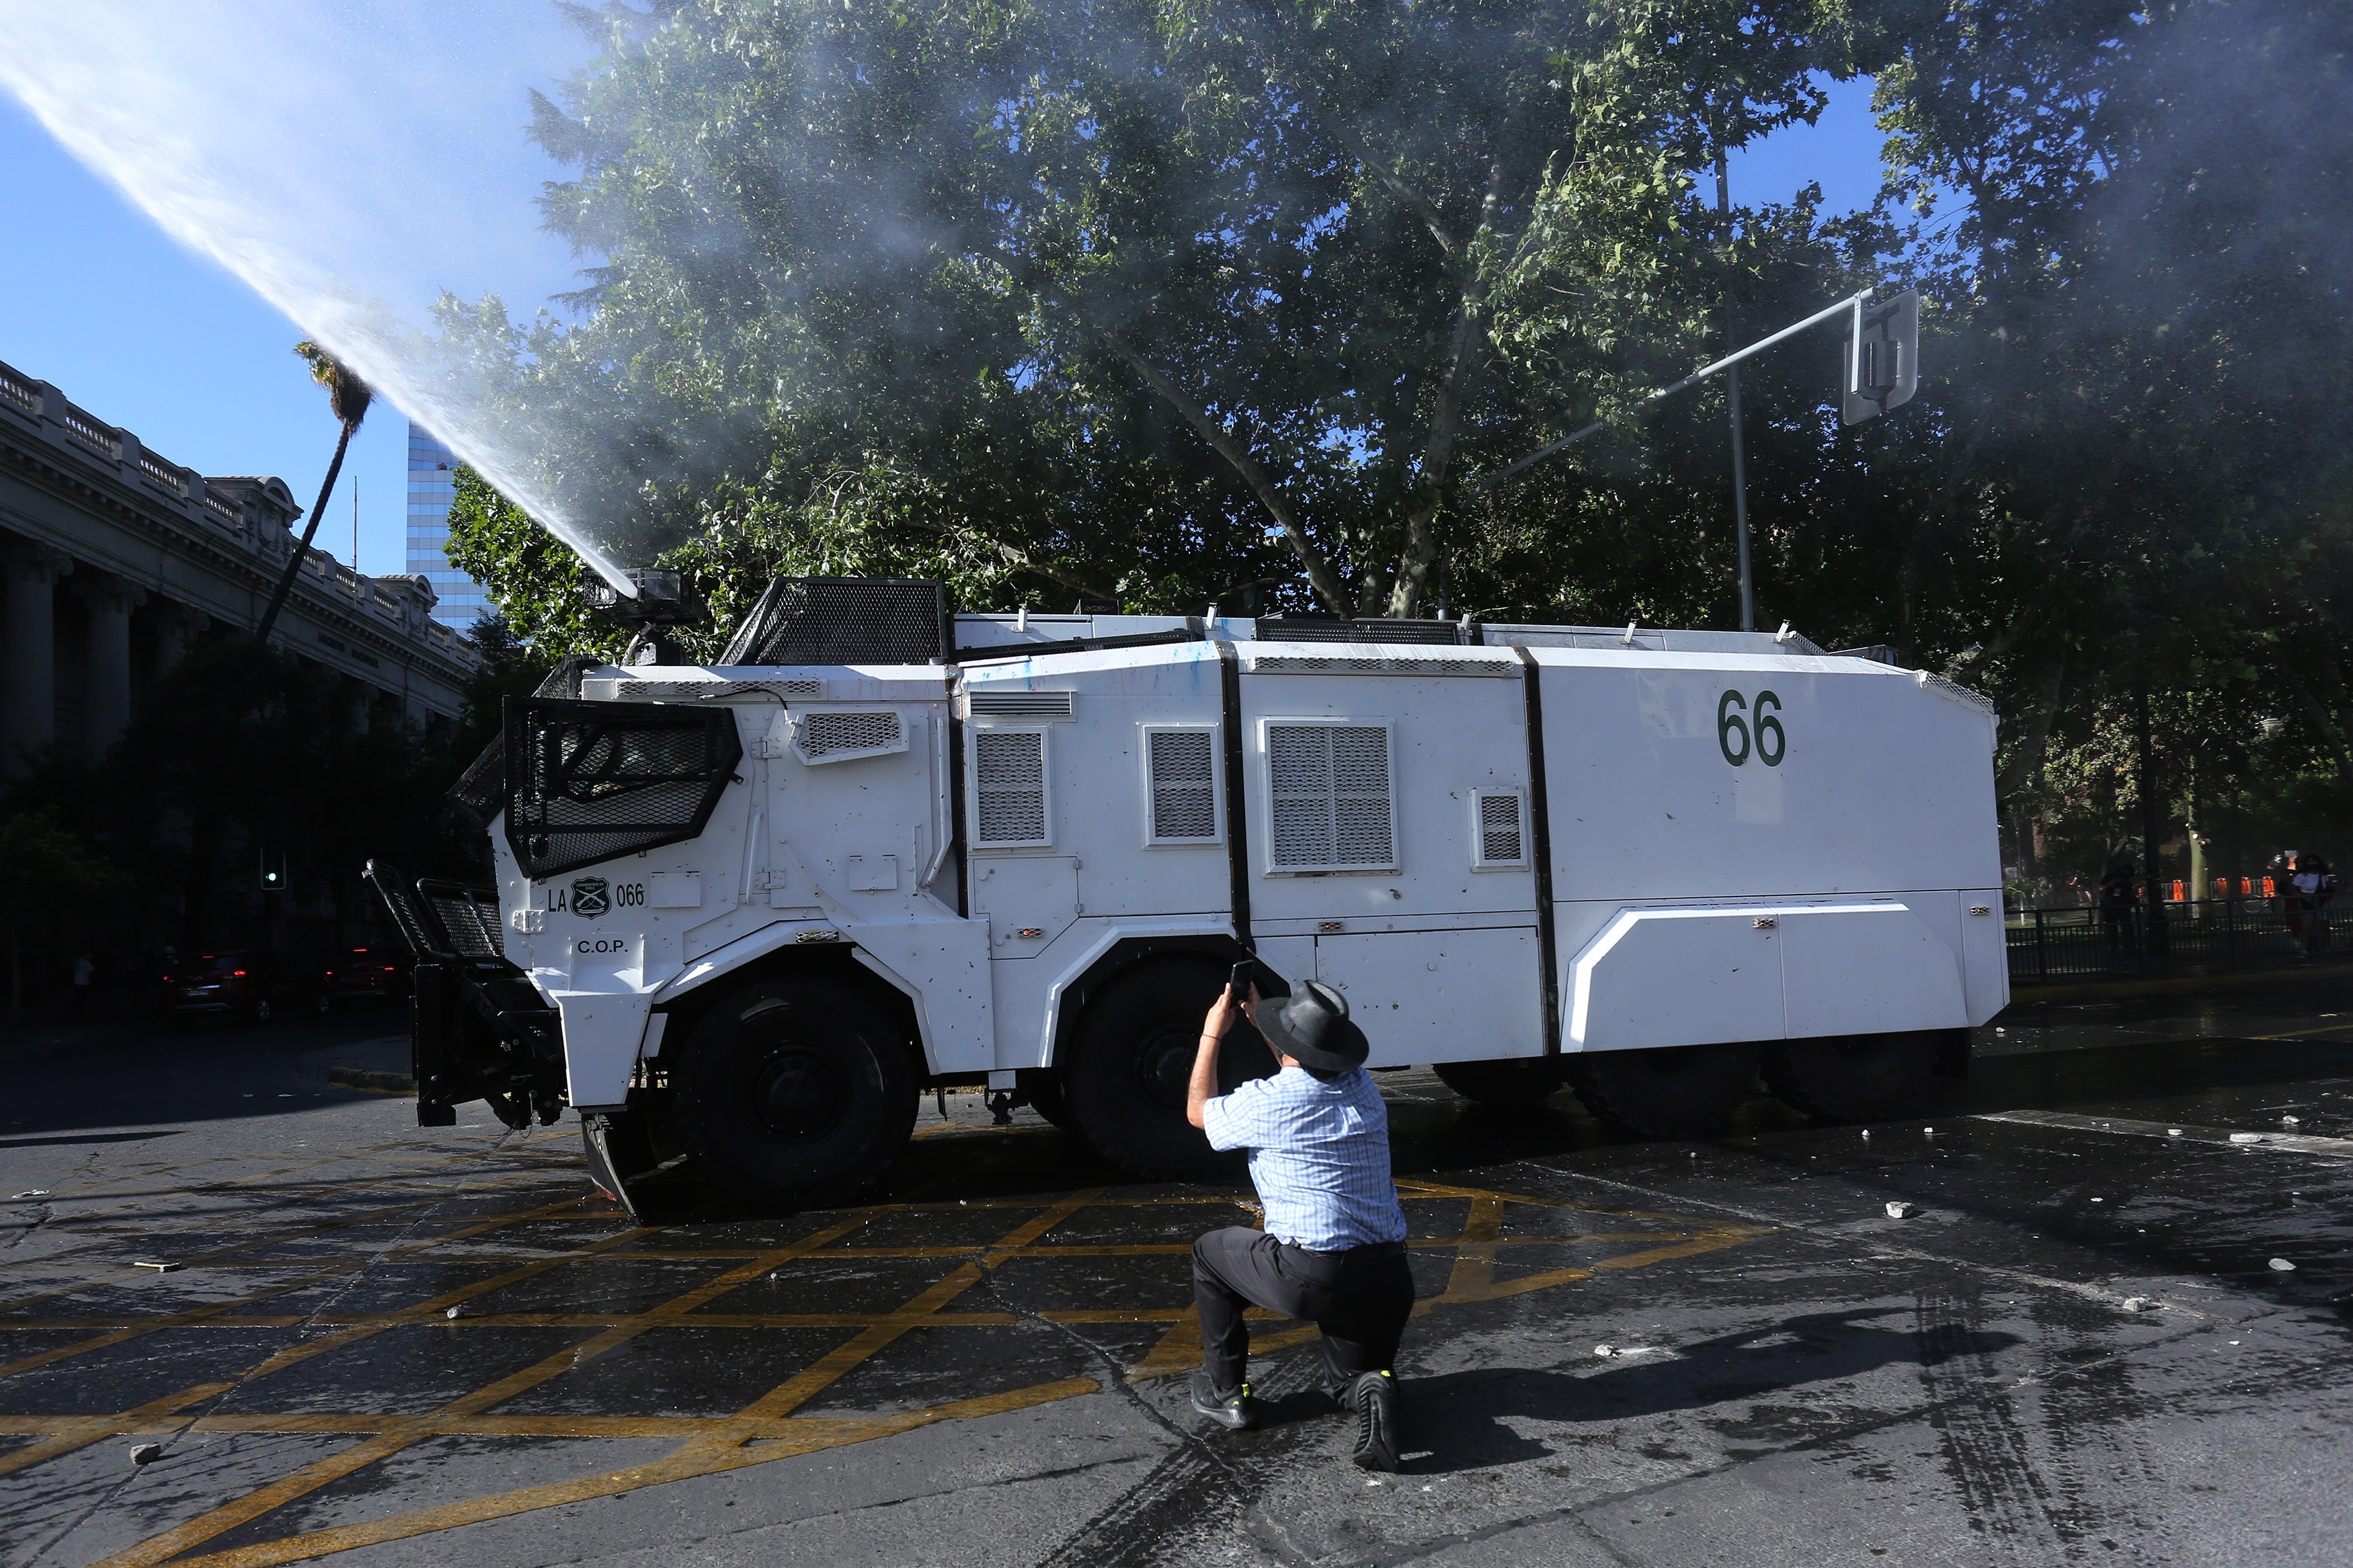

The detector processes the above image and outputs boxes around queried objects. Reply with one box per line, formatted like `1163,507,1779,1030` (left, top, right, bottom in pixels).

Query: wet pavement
5,981,2353,1567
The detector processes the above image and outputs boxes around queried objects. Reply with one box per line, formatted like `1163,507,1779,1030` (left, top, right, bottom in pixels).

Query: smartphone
1228,959,1256,998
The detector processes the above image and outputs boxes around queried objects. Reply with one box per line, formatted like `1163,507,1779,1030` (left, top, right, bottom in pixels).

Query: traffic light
258,848,287,892
1841,290,1920,425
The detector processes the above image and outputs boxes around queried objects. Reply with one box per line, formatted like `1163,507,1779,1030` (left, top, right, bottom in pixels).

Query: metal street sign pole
1468,289,1873,500
1714,147,1755,633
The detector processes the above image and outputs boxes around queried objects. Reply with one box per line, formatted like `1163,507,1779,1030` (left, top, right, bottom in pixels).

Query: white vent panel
1474,791,1526,867
973,729,1049,846
968,690,1075,718
795,710,907,764
1251,655,1508,677
1265,723,1394,870
1146,729,1219,843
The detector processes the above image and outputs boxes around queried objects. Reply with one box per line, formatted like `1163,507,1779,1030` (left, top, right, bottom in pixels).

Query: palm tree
255,342,374,643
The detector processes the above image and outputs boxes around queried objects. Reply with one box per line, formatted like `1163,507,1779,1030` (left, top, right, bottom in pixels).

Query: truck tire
672,978,918,1207
1065,956,1275,1180
1433,1058,1568,1106
1564,1043,1758,1139
1764,1032,1938,1121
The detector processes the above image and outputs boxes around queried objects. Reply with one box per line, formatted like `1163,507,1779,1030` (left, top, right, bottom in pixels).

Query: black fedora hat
1256,981,1369,1072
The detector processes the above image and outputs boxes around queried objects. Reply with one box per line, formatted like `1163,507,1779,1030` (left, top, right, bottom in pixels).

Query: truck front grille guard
364,859,565,1130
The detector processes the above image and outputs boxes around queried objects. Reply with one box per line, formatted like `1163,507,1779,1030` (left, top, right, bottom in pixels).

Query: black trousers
1192,1225,1414,1393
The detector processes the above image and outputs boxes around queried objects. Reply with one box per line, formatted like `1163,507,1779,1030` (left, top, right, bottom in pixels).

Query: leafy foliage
438,0,2353,893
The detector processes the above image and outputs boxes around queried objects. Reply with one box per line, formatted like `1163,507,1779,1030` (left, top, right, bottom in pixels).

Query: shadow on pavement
1392,1307,2022,1474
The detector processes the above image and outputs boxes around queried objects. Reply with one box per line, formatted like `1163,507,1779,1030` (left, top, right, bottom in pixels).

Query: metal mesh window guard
504,699,744,880
1477,792,1525,865
1146,729,1218,842
1267,723,1394,870
795,710,906,764
973,729,1048,845
363,860,442,958
420,880,506,958
722,577,949,667
448,656,604,829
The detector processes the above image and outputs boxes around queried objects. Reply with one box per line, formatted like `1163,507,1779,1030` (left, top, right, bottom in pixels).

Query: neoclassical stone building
0,356,477,768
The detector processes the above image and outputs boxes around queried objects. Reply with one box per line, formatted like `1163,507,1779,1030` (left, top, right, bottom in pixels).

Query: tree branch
1387,165,1507,617
1234,16,1458,258
1101,329,1353,614
908,514,1122,604
1996,652,2067,800
2277,653,2353,781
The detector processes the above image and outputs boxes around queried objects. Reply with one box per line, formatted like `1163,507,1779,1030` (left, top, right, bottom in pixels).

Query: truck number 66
1717,690,1786,768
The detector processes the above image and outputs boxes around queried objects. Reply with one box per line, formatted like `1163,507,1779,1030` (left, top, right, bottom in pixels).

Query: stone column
1,542,72,770
151,600,204,675
81,576,145,760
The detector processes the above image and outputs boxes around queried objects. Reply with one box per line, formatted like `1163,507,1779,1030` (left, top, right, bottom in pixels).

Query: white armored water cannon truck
367,577,2005,1214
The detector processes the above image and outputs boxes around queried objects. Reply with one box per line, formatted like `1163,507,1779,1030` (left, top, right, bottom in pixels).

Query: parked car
325,945,411,1007
163,950,328,1024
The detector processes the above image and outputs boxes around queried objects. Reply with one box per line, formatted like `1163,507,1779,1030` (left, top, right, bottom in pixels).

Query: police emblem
570,877,611,918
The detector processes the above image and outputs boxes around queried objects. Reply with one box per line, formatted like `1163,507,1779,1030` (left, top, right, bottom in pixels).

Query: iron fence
2007,897,2348,985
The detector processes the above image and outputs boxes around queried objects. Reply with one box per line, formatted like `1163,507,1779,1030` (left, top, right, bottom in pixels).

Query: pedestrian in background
1185,978,1414,1471
70,953,94,1016
2293,856,2332,959
2098,866,2138,955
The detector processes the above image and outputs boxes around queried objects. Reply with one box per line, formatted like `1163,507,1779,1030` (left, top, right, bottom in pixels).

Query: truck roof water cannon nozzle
584,567,702,664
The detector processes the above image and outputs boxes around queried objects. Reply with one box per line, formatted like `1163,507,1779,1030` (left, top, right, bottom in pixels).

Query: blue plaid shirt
1201,1066,1408,1251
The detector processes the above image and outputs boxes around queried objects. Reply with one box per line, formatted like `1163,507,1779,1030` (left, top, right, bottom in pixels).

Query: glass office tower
405,421,490,629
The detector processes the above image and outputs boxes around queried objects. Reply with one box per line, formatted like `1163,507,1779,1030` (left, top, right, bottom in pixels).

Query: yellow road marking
0,1198,600,1386
11,1159,1771,1565
0,1383,233,1480
159,1378,1102,1568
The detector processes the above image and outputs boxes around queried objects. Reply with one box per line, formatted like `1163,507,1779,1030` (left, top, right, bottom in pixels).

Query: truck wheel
1765,1032,1938,1121
672,978,918,1207
1433,1058,1567,1106
1065,957,1275,1180
1565,1044,1759,1139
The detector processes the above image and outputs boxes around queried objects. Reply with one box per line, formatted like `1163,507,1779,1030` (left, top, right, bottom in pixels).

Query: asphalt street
4,981,2352,1567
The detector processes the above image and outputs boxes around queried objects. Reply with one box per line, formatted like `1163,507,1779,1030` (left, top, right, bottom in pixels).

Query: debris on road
2229,1133,2265,1144
1594,1344,1616,1358
2270,1258,2297,1272
1886,1201,1915,1219
2122,1297,2155,1312
132,1262,181,1273
129,1444,161,1465
2168,1128,2184,1137
9,1190,49,1199
2281,1116,2301,1126
445,1306,463,1319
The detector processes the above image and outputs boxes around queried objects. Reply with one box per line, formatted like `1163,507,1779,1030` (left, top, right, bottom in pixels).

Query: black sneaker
1189,1370,1258,1430
1349,1370,1398,1471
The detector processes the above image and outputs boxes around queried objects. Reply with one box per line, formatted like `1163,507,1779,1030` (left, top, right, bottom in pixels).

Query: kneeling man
1186,978,1414,1471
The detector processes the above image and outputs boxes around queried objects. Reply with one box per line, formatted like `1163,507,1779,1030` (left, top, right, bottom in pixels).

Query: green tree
438,0,1855,621
0,810,124,1034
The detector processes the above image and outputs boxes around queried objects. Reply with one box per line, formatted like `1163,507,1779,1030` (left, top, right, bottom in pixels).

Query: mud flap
582,1112,657,1219
411,964,460,1127
1933,1026,1973,1080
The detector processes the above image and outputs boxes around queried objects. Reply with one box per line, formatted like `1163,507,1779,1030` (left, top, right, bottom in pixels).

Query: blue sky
0,71,1884,585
